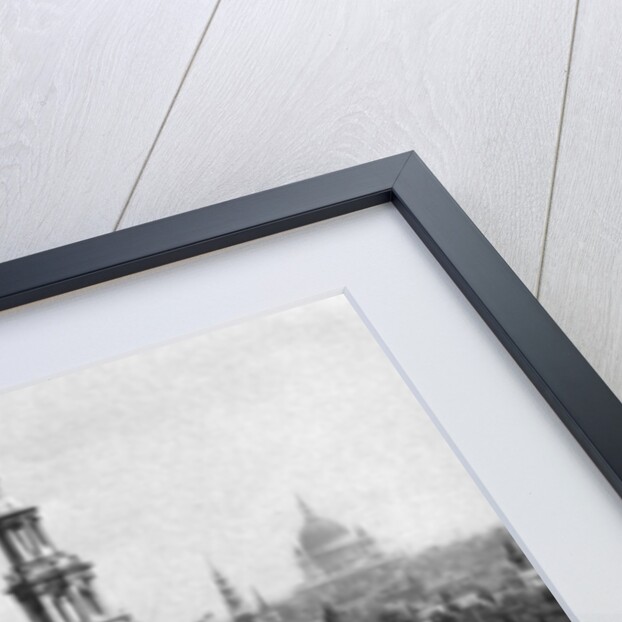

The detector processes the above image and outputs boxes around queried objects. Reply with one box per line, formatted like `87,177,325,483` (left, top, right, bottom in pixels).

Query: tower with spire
251,588,281,622
0,480,134,622
211,566,255,622
209,567,283,622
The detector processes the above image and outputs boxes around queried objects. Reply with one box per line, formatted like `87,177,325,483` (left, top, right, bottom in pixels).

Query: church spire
251,587,281,622
211,565,250,620
252,588,270,614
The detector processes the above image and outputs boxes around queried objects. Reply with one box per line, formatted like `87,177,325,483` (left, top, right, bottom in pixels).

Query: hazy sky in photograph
0,296,500,622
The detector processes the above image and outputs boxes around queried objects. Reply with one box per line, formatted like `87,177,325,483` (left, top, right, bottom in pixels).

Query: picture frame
1,150,620,503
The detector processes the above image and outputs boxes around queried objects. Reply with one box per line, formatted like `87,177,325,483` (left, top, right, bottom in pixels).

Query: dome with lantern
297,501,350,553
294,497,381,579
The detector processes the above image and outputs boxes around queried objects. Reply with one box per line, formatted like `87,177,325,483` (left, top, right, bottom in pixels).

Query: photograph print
0,295,570,622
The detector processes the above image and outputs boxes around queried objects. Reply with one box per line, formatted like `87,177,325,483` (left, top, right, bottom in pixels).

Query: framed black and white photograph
0,294,572,622
1,153,621,622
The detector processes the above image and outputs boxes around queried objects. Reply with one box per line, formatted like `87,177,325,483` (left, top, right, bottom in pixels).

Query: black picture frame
1,150,621,500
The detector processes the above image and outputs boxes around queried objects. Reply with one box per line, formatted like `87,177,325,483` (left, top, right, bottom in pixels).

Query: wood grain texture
0,0,217,262
539,1,622,399
119,0,576,290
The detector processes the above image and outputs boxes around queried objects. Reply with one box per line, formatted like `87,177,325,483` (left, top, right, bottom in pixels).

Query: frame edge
0,153,411,311
1,150,621,504
392,151,622,499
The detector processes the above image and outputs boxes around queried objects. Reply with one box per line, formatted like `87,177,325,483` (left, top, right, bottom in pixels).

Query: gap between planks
534,0,581,299
112,0,225,232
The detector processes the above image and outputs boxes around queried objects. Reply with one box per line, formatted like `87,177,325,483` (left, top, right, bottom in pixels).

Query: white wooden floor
2,1,620,398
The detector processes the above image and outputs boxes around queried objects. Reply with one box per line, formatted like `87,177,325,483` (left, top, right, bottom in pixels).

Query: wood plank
539,1,622,399
119,0,576,290
0,0,217,261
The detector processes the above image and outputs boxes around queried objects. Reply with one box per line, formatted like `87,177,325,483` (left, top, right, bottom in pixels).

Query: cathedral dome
294,497,383,581
296,497,350,554
299,516,350,553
